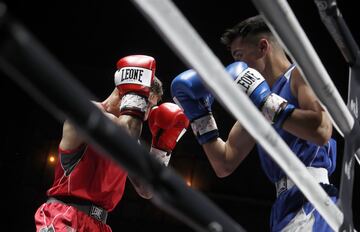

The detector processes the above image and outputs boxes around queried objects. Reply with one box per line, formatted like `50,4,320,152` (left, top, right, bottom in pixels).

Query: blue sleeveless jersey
256,65,337,183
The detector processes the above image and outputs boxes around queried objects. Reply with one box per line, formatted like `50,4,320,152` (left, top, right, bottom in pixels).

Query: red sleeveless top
47,144,128,211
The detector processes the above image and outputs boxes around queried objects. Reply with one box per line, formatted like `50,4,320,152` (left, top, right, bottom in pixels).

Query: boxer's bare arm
202,121,256,177
59,101,116,151
114,114,154,199
59,119,85,150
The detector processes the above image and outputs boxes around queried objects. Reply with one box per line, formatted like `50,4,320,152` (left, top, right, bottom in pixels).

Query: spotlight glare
48,155,56,163
186,180,192,187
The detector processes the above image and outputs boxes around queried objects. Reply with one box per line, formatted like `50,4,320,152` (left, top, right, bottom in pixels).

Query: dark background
0,0,359,231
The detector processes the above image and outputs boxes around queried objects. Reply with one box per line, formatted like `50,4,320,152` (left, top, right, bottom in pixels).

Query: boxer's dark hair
221,15,272,49
151,76,163,99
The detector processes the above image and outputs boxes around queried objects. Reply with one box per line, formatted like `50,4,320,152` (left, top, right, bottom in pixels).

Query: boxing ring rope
0,4,245,232
313,0,360,158
251,0,359,230
314,0,360,230
314,0,359,66
131,0,344,231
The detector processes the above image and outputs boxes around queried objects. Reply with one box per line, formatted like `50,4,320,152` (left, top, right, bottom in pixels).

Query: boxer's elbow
129,176,154,199
314,128,332,146
137,190,153,199
208,150,243,178
212,162,236,178
215,169,232,178
313,116,333,146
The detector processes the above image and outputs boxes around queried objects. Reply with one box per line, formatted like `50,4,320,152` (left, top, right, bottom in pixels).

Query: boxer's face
148,92,160,106
230,36,266,73
144,92,161,121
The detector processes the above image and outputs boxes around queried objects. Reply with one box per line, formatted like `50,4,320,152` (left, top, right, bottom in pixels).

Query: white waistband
275,167,329,197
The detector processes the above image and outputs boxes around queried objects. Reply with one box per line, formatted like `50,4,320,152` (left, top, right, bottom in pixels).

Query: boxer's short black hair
221,15,271,49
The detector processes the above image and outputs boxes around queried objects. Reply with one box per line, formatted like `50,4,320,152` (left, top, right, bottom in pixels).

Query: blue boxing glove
171,69,219,144
226,61,295,128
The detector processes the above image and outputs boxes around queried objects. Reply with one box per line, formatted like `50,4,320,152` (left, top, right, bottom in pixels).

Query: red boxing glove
114,55,156,120
148,102,190,166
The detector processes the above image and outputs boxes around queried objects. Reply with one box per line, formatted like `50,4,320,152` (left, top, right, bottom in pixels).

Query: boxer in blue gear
172,15,337,232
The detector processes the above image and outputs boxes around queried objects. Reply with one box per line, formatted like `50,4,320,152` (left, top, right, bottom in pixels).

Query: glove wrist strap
191,114,217,135
262,93,295,128
150,146,171,166
119,93,148,120
261,93,287,123
191,114,219,144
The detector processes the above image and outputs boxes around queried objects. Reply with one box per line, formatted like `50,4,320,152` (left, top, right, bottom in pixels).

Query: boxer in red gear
34,55,164,232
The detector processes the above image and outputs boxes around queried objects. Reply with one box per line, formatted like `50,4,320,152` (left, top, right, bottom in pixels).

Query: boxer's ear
258,38,269,58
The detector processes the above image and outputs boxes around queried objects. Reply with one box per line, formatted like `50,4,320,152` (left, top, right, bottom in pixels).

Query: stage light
186,179,192,187
48,154,56,164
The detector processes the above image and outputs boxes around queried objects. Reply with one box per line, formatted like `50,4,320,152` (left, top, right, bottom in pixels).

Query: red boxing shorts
35,201,112,232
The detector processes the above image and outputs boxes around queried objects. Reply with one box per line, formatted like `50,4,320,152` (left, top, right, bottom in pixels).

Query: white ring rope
131,0,344,231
